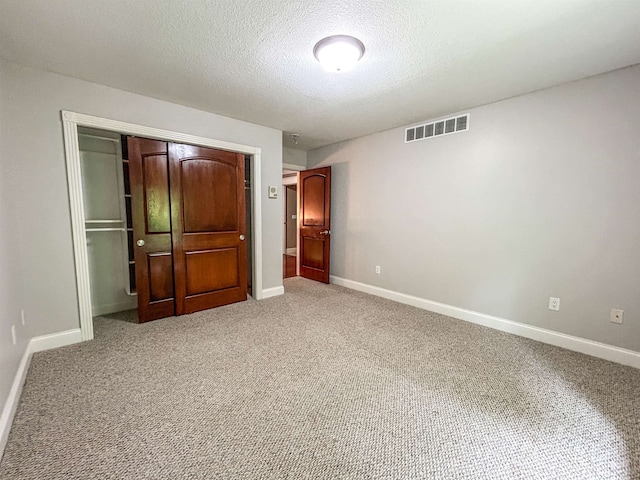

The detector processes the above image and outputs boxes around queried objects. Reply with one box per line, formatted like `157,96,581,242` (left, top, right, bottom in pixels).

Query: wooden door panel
299,167,331,284
128,137,176,322
181,159,238,232
301,175,327,226
148,253,174,301
142,155,172,233
185,248,239,295
301,237,324,270
169,143,247,314
180,234,240,251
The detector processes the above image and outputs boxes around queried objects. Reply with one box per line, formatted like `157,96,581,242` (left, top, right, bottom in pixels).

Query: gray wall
0,61,30,448
309,65,640,353
283,147,307,169
0,59,283,344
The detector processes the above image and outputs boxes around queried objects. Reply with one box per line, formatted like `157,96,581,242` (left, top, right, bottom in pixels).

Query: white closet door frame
62,111,264,341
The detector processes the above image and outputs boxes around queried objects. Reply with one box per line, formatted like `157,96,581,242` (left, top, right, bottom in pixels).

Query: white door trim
61,111,263,342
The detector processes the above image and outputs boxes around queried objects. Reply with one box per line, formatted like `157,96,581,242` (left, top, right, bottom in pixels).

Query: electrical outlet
11,325,17,346
610,309,624,324
21,309,25,326
375,265,381,275
549,297,560,311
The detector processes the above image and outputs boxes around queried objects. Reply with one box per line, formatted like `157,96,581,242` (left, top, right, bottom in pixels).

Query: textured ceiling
1,0,639,150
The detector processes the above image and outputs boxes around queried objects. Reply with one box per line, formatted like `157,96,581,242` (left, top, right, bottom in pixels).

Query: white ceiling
1,1,639,150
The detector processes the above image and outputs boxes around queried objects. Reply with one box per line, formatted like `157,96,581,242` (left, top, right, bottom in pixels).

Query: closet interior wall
79,127,136,317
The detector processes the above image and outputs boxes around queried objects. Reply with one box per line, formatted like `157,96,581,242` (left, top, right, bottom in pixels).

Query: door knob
239,234,245,241
319,230,330,235
136,239,145,247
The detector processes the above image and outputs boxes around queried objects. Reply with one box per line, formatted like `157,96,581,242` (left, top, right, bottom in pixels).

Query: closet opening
79,128,137,321
63,110,263,341
78,127,255,330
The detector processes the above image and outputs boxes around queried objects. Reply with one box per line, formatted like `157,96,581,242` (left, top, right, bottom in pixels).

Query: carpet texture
1,277,639,479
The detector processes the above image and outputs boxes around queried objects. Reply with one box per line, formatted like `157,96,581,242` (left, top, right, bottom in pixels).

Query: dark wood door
128,137,176,322
169,143,247,314
299,166,331,283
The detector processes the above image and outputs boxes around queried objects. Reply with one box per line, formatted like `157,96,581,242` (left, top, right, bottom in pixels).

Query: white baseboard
0,328,83,459
92,301,137,317
262,286,285,299
0,343,31,459
30,329,83,353
330,275,640,369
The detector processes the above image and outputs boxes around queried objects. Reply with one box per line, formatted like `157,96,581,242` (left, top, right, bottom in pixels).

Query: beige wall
0,58,284,423
309,65,640,352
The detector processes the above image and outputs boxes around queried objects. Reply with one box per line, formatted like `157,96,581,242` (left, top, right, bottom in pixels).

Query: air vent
404,113,470,144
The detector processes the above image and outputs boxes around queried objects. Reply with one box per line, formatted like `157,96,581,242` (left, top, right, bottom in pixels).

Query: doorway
282,169,299,279
63,111,264,341
280,165,332,284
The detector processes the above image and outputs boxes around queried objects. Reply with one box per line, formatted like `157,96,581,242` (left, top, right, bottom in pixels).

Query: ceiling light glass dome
313,35,365,73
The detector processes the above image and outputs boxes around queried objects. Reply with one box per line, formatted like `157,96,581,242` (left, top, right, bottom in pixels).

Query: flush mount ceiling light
313,35,365,73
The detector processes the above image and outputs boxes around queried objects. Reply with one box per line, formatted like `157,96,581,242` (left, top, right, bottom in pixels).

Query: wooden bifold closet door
128,137,247,323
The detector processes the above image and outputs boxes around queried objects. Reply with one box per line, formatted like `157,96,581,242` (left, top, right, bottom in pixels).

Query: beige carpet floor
1,277,639,479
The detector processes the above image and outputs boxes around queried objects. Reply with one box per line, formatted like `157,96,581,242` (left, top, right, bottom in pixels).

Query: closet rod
85,227,127,232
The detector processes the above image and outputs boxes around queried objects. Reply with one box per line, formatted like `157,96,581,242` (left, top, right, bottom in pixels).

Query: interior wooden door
169,143,247,314
127,137,176,322
299,166,331,283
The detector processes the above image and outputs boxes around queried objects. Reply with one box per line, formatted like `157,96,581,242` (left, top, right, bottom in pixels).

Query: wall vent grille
405,113,469,143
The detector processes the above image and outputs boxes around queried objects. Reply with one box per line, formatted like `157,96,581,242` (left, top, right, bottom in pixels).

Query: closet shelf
86,227,127,232
85,219,123,224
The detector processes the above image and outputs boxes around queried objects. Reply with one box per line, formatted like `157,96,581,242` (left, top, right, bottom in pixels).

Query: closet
79,128,251,324
79,128,136,316
127,137,248,322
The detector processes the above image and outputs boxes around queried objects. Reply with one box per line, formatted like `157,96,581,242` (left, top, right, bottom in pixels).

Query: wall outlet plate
610,309,624,324
549,297,560,311
375,265,381,274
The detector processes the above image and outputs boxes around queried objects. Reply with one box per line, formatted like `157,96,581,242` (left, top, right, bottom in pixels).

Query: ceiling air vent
405,113,469,144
